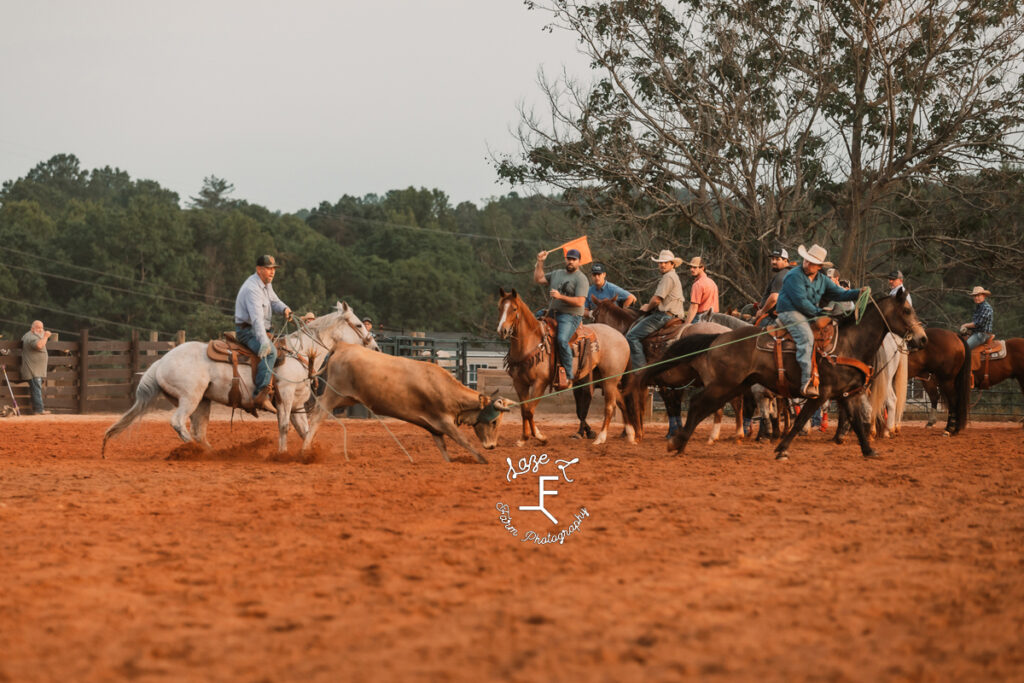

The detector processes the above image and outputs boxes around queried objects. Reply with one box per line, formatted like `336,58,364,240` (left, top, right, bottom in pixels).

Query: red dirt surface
2,412,1023,681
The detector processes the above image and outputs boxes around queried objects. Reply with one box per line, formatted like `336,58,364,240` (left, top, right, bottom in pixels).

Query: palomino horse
590,298,742,444
968,337,1024,428
647,291,927,460
102,302,378,457
906,328,972,436
496,288,633,446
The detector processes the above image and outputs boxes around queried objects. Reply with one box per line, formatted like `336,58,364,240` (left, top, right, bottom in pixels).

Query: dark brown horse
591,298,747,443
645,291,927,460
906,328,972,435
496,288,634,446
969,338,1024,428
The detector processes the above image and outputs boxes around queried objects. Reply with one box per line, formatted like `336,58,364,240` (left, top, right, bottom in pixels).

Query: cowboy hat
651,250,683,267
968,286,991,297
797,244,828,265
686,256,707,269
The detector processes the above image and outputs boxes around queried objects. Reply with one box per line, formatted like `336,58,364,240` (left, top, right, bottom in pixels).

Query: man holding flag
535,245,589,390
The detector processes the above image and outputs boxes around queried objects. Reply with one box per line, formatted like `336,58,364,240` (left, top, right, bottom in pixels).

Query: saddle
970,335,1006,389
206,334,291,412
755,317,869,398
541,317,600,388
642,318,685,360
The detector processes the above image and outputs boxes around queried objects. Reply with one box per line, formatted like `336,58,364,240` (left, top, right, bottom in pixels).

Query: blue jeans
965,331,988,350
776,310,814,388
554,313,581,380
28,377,44,413
625,311,671,369
235,325,276,395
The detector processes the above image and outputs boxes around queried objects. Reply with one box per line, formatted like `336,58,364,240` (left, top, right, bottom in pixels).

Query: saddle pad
971,340,1007,370
755,319,839,355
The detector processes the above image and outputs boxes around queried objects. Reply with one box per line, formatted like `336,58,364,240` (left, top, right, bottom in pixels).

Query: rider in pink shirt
682,257,719,324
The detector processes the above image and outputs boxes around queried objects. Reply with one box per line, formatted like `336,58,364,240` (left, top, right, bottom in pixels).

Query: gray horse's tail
102,362,164,457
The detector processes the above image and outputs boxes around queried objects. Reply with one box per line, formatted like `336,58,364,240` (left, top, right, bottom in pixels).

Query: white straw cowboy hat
686,256,708,269
651,249,684,267
968,286,991,297
797,243,828,265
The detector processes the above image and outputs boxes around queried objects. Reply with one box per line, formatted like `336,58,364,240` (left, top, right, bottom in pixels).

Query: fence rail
0,330,179,414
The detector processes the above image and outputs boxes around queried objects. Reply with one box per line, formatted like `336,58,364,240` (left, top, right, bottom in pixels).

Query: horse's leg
706,409,723,444
660,388,681,439
774,395,825,460
188,399,212,449
274,397,292,454
669,384,742,454
939,378,958,436
924,381,940,428
732,396,744,440
839,395,878,458
169,389,203,445
572,383,595,440
592,377,632,445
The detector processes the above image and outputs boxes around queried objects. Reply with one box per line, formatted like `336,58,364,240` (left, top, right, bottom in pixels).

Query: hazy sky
0,1,589,212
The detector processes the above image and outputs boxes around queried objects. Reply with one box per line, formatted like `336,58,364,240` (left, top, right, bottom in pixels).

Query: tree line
0,149,1021,345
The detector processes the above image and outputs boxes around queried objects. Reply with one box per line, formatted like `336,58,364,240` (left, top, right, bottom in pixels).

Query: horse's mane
593,299,638,325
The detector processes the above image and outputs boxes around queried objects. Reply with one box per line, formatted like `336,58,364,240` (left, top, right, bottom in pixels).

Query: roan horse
497,288,634,445
102,302,378,457
645,291,928,460
590,298,742,443
906,328,972,436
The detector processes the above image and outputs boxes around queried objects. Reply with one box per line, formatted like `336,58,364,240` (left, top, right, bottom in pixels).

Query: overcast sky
0,1,590,212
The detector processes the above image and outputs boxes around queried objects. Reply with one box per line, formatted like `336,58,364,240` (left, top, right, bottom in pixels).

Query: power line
0,295,178,337
1,262,235,315
0,245,236,305
0,316,114,341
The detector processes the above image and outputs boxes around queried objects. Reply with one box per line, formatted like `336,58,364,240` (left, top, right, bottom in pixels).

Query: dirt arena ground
1,410,1023,681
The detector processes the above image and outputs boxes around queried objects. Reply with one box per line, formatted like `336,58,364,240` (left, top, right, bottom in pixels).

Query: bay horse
906,328,972,436
590,298,744,444
968,337,1024,428
647,291,927,460
102,302,378,457
496,288,633,446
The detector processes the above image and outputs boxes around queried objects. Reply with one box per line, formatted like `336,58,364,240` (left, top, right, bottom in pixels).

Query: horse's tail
893,352,909,427
953,337,971,433
102,361,164,457
639,333,719,387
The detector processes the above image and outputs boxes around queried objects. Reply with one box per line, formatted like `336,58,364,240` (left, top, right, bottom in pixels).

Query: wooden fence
0,330,180,414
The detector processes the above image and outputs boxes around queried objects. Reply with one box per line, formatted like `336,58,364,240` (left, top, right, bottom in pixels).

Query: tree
189,175,237,210
499,0,1024,303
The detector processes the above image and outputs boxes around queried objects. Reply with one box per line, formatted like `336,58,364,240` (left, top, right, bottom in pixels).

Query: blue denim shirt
776,267,859,318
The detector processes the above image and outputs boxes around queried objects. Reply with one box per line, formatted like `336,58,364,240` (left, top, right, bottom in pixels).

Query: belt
236,322,252,328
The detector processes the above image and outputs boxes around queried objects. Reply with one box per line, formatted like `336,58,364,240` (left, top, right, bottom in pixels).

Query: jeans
776,310,814,388
554,313,581,380
235,325,276,395
28,377,44,413
965,331,989,350
625,311,672,369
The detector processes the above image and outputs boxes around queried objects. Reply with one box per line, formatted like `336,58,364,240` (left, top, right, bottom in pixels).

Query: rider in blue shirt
585,262,636,314
775,244,862,398
960,286,994,350
235,255,292,411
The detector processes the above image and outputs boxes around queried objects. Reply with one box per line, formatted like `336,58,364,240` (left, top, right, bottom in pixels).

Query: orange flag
557,235,592,265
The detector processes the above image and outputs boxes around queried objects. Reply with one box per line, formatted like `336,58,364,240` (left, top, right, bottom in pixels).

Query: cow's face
472,396,511,448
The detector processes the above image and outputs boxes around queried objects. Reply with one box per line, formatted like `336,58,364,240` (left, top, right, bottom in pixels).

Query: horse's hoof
515,439,527,447
570,433,583,440
592,435,607,446
775,452,789,461
585,429,597,439
863,450,880,459
942,431,951,438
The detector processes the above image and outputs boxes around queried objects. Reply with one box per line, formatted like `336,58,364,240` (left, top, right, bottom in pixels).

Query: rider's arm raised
534,251,550,285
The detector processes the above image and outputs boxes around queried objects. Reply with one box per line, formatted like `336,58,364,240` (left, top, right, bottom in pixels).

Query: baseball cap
887,270,903,280
770,247,789,259
566,248,581,260
591,262,606,274
256,255,279,268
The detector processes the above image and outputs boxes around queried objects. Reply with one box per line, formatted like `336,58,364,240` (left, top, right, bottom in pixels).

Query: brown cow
301,344,511,462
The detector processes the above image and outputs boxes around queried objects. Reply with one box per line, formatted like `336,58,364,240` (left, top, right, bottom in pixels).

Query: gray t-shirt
546,269,589,316
21,331,48,379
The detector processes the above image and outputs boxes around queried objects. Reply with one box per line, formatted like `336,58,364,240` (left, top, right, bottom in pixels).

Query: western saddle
755,316,871,399
539,316,600,390
205,333,302,415
969,335,1006,389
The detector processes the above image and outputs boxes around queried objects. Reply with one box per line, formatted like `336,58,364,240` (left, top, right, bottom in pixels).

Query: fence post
78,327,90,414
175,330,186,346
129,328,140,397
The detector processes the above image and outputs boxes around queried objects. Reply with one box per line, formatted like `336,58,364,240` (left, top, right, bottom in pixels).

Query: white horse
102,302,378,457
869,333,909,438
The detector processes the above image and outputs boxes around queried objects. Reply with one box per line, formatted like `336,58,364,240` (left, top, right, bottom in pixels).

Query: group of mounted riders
529,240,1006,447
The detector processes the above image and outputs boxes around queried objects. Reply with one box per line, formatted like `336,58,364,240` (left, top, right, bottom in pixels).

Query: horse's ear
511,288,518,298
894,288,908,303
499,287,506,296
339,301,351,314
